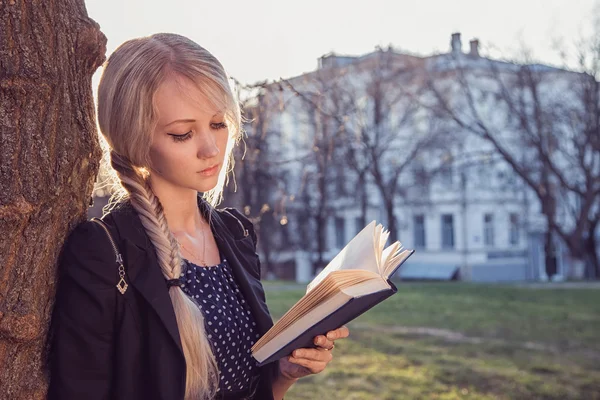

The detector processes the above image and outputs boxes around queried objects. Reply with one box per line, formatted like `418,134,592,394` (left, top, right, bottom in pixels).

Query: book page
383,248,415,278
375,224,390,276
255,270,381,351
381,242,401,276
306,221,380,293
252,277,390,363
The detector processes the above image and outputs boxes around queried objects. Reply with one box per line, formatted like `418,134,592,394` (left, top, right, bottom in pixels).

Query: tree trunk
0,1,105,398
358,172,368,229
584,232,599,280
314,207,326,274
544,230,557,280
311,141,331,274
257,211,275,278
314,168,328,274
384,195,398,243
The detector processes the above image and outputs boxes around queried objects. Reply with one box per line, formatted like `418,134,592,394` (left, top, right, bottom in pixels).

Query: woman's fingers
287,357,326,373
313,325,350,349
280,327,350,379
326,325,350,340
291,348,333,362
313,335,334,349
286,326,350,375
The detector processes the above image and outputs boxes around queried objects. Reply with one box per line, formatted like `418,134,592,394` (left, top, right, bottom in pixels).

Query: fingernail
327,333,334,339
294,350,301,357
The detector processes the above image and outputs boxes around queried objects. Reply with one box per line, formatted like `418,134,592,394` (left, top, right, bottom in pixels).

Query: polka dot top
179,257,261,394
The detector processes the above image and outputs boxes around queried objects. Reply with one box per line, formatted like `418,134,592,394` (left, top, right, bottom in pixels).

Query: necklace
176,227,207,266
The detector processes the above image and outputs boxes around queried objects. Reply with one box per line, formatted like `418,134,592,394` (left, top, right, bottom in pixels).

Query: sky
85,0,598,86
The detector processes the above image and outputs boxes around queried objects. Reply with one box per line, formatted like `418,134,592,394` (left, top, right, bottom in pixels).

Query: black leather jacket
47,196,279,399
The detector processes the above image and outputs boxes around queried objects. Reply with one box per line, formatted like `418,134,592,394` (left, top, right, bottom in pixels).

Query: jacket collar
103,197,273,360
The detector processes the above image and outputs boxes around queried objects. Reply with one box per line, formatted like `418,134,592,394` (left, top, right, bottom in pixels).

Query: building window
335,217,346,248
440,158,454,184
413,214,426,248
412,161,428,183
509,213,519,246
411,162,430,196
484,213,494,247
355,217,363,234
478,168,491,186
441,214,454,248
335,168,347,196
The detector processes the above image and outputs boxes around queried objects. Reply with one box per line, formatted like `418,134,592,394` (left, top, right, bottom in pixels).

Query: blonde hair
97,33,242,400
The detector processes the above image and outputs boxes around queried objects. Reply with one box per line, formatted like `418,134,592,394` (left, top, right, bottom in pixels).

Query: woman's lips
198,164,219,176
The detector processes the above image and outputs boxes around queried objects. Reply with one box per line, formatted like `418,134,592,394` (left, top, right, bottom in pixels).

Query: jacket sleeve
47,220,119,400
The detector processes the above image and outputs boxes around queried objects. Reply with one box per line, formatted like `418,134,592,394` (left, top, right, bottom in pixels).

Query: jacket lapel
123,238,185,357
106,207,185,359
209,211,274,338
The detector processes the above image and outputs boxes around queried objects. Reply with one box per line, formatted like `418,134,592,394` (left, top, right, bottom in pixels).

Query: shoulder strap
90,218,129,295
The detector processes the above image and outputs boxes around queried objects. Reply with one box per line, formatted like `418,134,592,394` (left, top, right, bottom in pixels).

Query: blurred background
85,1,600,398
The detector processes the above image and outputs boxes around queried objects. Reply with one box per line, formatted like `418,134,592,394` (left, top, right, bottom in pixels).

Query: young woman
47,33,349,400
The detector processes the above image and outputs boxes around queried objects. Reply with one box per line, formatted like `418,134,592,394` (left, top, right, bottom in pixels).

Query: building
234,33,598,282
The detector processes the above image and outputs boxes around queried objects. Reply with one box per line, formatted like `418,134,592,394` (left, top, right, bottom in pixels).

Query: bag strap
90,217,128,295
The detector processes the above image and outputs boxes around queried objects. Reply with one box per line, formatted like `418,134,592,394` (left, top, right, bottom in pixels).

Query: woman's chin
195,177,220,193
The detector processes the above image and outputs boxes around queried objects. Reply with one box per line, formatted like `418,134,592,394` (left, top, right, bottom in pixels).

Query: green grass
264,282,600,400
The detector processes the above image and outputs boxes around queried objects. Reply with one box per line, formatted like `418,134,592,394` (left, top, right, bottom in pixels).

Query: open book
251,221,414,366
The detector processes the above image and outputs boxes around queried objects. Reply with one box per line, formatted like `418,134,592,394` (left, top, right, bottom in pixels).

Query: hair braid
110,151,219,399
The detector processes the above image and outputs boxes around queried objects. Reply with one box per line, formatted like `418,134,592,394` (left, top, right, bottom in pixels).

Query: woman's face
149,77,229,193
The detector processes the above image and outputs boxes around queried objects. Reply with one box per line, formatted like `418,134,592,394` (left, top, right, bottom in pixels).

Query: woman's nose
196,129,219,159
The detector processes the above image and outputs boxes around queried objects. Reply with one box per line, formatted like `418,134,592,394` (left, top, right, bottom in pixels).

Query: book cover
251,222,415,366
256,281,398,367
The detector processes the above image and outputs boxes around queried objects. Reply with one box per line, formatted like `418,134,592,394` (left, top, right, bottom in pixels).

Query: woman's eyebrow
164,118,195,128
163,112,224,128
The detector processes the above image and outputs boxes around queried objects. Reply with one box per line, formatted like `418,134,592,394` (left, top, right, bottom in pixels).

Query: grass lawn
263,282,600,400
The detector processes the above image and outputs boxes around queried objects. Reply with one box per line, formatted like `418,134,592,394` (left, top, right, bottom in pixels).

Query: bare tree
0,1,105,397
223,81,288,277
342,50,450,243
279,67,349,272
561,30,600,277
426,48,600,278
278,50,453,256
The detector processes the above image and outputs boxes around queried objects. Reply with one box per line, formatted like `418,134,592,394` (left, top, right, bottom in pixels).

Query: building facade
233,33,595,282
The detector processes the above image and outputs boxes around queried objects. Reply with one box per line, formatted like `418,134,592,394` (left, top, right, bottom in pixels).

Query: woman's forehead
154,76,222,122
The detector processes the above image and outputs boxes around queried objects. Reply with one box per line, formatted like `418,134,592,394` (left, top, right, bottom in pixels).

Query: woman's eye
211,122,228,130
168,131,192,142
167,123,225,142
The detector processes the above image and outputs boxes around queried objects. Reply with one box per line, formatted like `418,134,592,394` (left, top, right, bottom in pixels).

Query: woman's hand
278,325,350,381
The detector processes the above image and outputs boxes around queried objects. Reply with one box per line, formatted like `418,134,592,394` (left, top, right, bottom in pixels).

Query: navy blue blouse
179,257,261,394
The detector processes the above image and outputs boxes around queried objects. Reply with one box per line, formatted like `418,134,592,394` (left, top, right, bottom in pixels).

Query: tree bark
257,210,275,277
585,223,599,279
383,194,398,243
544,230,557,280
314,168,327,273
0,1,106,398
358,172,368,229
